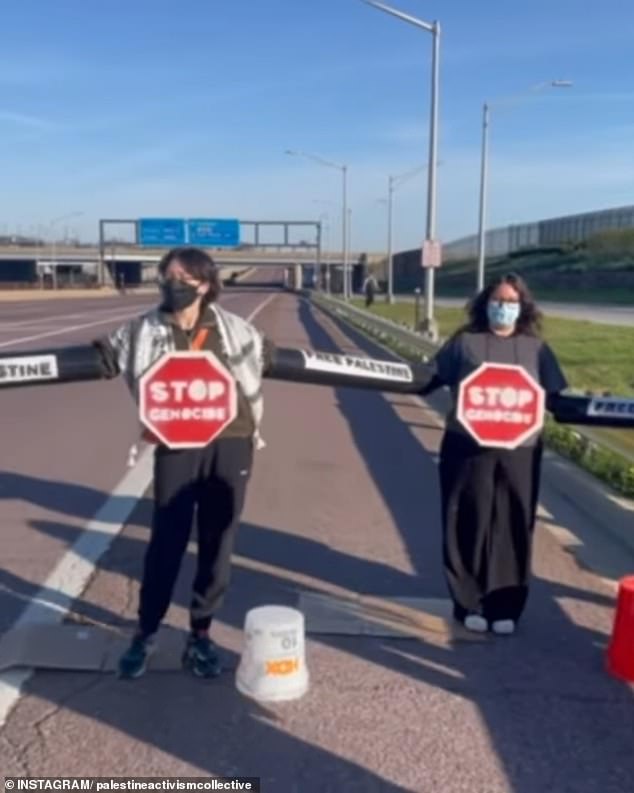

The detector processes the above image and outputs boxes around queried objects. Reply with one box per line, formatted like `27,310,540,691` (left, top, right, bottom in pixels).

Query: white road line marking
0,294,251,345
0,449,155,726
0,303,153,331
245,292,277,322
0,291,278,727
0,310,148,349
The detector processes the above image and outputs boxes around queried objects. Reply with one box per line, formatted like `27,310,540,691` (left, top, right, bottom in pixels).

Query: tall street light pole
286,149,349,299
343,167,349,298
387,178,394,301
385,163,427,303
363,0,441,339
476,100,490,294
476,80,573,292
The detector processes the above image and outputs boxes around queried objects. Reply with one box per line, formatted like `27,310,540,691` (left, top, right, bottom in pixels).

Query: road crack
2,732,29,776
16,675,105,772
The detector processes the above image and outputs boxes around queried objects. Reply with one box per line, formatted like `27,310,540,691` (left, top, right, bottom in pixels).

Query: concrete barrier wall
444,203,634,261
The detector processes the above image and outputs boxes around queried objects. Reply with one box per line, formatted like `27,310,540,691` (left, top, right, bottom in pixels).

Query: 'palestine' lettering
302,351,413,383
0,355,59,384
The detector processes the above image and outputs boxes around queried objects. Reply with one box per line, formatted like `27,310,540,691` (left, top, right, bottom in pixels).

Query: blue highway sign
138,218,187,246
188,218,240,247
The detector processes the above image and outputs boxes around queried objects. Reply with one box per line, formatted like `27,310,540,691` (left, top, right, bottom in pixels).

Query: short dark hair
461,272,543,336
158,247,221,304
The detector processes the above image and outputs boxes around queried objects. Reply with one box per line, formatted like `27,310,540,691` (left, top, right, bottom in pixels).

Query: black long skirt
438,430,543,623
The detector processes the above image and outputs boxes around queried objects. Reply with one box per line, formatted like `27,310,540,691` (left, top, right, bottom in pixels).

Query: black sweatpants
138,437,253,637
438,430,543,623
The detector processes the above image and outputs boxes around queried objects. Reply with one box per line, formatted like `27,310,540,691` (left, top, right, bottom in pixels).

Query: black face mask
160,280,200,312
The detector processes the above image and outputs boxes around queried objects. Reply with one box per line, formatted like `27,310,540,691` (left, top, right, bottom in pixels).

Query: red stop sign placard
457,363,545,449
139,352,237,449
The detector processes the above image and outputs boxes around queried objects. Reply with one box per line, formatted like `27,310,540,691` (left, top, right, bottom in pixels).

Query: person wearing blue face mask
421,274,568,636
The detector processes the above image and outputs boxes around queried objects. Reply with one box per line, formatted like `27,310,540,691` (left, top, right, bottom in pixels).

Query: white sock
464,615,488,633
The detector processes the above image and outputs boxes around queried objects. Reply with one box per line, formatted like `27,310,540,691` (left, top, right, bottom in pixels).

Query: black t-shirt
430,330,568,446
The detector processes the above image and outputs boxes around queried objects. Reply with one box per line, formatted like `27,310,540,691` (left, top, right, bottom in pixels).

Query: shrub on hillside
544,421,634,498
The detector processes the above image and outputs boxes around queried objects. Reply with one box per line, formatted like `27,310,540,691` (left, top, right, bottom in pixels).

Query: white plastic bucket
236,605,309,702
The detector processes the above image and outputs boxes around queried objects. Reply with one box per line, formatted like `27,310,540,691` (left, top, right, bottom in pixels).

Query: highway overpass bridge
0,246,381,291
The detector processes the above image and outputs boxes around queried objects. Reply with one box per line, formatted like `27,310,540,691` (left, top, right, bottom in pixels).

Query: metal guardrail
310,292,441,359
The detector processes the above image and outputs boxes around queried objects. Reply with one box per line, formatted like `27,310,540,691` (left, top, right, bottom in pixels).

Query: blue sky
2,0,634,253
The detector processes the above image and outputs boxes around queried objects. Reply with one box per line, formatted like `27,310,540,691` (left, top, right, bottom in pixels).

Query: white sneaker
464,615,488,633
492,619,515,635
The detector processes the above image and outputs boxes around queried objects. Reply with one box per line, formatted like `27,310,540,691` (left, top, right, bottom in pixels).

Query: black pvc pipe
1,343,633,430
0,345,104,389
266,347,433,394
549,393,634,428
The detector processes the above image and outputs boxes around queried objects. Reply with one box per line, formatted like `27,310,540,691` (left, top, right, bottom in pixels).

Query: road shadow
2,517,412,790
0,470,153,523
2,295,634,790
12,506,634,792
296,300,445,596
0,459,631,793
288,298,634,792
299,299,634,590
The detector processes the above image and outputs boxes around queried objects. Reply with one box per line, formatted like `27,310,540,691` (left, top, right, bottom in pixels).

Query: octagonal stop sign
457,363,545,449
139,351,238,449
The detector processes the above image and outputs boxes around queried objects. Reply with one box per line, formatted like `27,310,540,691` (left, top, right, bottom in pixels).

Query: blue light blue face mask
487,300,521,329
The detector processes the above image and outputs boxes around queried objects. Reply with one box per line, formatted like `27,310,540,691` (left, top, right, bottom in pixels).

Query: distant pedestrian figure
363,274,378,307
421,274,568,635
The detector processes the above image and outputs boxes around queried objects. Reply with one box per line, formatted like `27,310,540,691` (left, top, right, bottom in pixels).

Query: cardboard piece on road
0,624,117,672
0,595,484,673
297,592,485,645
0,623,191,673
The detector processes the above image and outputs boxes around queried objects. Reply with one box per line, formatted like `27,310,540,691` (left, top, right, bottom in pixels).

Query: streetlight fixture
363,0,441,339
476,80,573,291
286,149,349,299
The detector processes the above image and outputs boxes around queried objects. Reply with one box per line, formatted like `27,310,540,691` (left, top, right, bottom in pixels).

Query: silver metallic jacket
106,303,266,450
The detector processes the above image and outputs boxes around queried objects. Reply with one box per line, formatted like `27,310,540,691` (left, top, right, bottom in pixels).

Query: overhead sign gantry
97,217,323,285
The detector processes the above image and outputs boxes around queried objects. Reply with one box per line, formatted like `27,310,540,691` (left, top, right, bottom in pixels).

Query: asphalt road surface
1,271,633,792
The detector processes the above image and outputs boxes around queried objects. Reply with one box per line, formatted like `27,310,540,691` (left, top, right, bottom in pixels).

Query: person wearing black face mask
159,277,202,312
92,247,276,680
420,274,568,636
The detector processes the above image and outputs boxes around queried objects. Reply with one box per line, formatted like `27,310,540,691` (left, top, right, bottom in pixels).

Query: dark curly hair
158,247,221,305
458,272,543,337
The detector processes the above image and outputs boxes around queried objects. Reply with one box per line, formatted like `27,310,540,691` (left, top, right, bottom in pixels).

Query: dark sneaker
182,634,222,678
117,634,155,679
